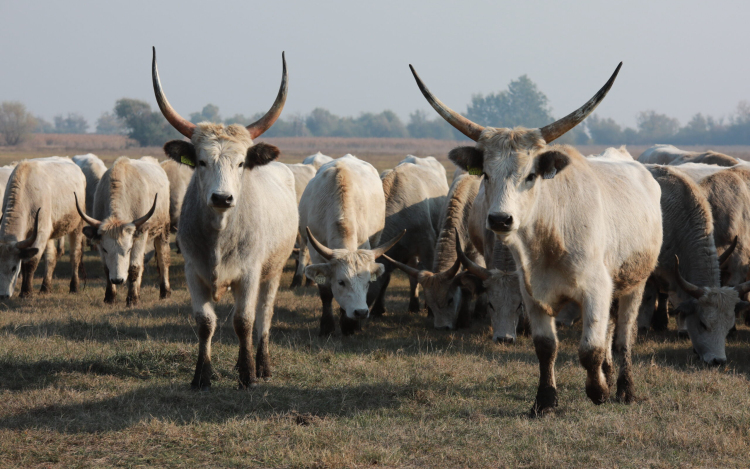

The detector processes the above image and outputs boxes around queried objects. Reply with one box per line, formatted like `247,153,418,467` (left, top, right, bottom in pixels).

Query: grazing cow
286,162,318,288
0,157,85,298
153,47,298,389
302,152,333,169
369,156,449,316
77,156,171,306
638,144,738,167
0,164,16,204
72,154,108,215
386,172,486,329
298,155,403,336
161,159,194,235
410,61,663,415
637,165,748,364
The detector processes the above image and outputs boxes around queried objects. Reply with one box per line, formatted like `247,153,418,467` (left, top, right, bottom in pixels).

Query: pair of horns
675,253,750,299
384,228,472,281
75,193,158,230
16,208,40,250
409,62,622,143
306,227,405,261
152,47,288,140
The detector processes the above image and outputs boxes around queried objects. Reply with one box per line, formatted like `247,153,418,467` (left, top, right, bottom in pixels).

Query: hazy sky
1,0,749,130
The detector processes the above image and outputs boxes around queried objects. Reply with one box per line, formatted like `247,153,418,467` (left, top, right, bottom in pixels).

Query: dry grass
0,145,748,468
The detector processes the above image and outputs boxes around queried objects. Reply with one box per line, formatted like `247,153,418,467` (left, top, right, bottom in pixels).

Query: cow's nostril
211,193,234,208
712,358,727,366
494,336,515,345
353,309,369,319
111,278,124,285
487,212,513,232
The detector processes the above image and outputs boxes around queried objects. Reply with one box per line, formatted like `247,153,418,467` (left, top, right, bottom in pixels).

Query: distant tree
585,114,624,144
465,75,554,129
34,115,54,133
0,101,37,145
305,108,341,136
407,110,456,140
636,110,679,144
95,111,127,135
53,113,88,134
114,98,180,146
190,104,221,124
356,110,408,138
224,113,252,126
673,113,724,145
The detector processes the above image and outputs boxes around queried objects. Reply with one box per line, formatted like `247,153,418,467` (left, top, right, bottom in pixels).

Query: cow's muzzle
487,212,513,232
210,193,235,210
111,278,125,285
353,308,369,319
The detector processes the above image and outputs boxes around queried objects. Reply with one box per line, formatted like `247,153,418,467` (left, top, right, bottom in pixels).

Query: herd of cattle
1,52,749,416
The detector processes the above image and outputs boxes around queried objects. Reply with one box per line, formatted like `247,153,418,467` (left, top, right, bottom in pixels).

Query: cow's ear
369,263,386,282
246,143,280,169
673,299,698,317
535,151,569,179
449,146,484,174
82,226,100,240
19,247,38,260
164,140,197,167
305,264,332,285
459,272,486,295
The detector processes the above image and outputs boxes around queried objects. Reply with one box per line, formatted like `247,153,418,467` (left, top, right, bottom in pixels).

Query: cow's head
0,209,40,298
304,228,404,319
409,62,621,239
152,47,287,226
674,255,750,365
77,193,156,284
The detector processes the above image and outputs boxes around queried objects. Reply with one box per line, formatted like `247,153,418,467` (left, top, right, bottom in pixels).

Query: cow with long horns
298,155,403,336
152,48,298,390
409,62,663,415
0,157,86,298
77,156,171,306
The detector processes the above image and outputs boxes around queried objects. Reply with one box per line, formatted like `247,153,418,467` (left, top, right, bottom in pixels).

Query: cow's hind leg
290,236,308,289
186,262,217,390
614,284,642,403
579,276,614,405
154,230,172,299
527,302,558,417
369,269,391,317
40,240,58,294
318,284,336,336
233,271,261,389
255,273,281,381
68,229,83,293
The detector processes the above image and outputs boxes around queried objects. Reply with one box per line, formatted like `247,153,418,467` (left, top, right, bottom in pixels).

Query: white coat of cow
0,157,85,298
286,162,318,288
72,154,107,215
410,62,663,415
160,159,194,234
153,47,298,389
302,152,333,170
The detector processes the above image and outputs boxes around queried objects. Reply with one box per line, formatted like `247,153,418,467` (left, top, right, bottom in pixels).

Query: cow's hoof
126,297,139,307
340,315,360,336
39,285,51,294
585,382,610,405
370,303,385,317
290,276,302,289
319,315,336,336
190,381,211,392
19,291,32,299
677,330,689,340
408,297,420,313
160,289,172,300
615,374,636,403
529,386,558,418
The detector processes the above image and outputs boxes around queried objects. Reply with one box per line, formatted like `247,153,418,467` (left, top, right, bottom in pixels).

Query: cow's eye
11,266,16,273
199,161,207,167
699,321,709,331
338,280,345,287
238,162,244,168
526,173,536,182
101,248,107,254
482,173,490,183
488,302,495,311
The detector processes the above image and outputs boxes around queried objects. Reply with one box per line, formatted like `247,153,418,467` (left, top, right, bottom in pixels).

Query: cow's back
161,159,194,230
285,163,317,205
638,144,691,165
433,173,482,272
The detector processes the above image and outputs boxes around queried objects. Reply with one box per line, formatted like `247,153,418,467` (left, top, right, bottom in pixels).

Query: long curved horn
438,257,462,280
718,236,738,269
454,228,491,281
409,65,484,141
371,230,406,259
538,62,622,143
74,193,101,228
305,226,334,260
133,194,158,229
17,208,40,250
674,255,705,300
152,47,197,139
246,52,288,139
383,254,421,278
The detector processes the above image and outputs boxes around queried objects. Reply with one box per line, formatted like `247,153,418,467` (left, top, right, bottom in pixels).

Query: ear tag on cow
181,155,195,167
542,168,557,179
315,274,327,285
468,167,482,176
370,272,378,282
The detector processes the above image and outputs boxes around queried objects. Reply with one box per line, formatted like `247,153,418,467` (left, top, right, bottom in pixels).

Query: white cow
72,154,107,215
286,162,318,288
302,152,333,169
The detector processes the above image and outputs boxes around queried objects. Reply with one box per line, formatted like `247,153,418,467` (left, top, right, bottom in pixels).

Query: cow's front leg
20,257,40,298
255,273,281,381
154,230,172,299
527,301,558,417
186,262,216,390
579,277,614,405
103,264,117,303
40,240,58,294
614,283,643,403
318,284,335,336
233,271,261,389
126,236,148,306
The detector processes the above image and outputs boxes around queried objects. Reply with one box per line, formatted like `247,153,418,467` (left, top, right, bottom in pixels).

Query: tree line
4,75,750,146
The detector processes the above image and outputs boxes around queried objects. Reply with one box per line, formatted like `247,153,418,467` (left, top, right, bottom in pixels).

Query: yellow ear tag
314,274,327,285
181,155,195,167
370,273,378,282
468,167,482,176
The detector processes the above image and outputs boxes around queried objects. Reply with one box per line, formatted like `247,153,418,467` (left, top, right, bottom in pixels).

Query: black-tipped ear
246,143,280,169
459,273,486,295
449,146,484,174
82,226,99,240
535,151,570,179
164,140,197,167
19,247,38,260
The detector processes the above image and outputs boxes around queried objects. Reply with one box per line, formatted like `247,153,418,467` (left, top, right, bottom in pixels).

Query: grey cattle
0,164,16,204
160,159,194,234
411,62,663,415
78,156,171,306
638,144,738,167
369,156,449,316
72,154,107,215
286,162,318,288
153,48,298,389
0,157,85,298
302,152,333,169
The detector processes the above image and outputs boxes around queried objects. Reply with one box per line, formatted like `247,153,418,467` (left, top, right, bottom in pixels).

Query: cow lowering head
152,47,287,226
454,230,524,343
409,63,621,238
0,209,40,298
674,255,750,365
77,193,157,285
305,228,404,319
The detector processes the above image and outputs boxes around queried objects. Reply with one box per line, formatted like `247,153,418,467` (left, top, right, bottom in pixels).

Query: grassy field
0,142,749,468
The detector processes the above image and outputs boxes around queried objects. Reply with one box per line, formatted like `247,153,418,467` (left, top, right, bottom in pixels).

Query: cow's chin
210,205,233,214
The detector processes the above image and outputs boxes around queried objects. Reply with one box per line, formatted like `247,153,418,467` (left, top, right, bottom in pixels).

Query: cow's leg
614,284,642,403
233,272,261,389
527,301,558,417
579,277,613,405
290,236,308,289
652,291,669,332
255,273,281,381
318,284,335,336
103,263,117,303
154,230,171,299
20,257,40,298
186,262,216,390
369,270,391,317
40,240,58,294
125,236,148,307
68,230,82,294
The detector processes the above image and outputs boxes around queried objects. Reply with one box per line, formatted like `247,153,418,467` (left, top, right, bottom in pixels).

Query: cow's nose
487,212,513,232
435,325,454,331
711,357,727,366
353,308,369,319
210,193,234,208
494,336,515,345
111,278,125,285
